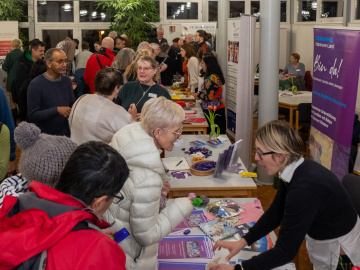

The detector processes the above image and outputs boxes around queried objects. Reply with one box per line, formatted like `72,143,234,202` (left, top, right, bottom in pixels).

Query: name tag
149,93,157,98
296,69,300,72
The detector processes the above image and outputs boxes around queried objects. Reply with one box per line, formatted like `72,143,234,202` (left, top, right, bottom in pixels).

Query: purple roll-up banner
311,27,360,180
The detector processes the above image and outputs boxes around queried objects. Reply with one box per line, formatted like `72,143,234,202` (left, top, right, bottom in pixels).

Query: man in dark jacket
12,39,45,104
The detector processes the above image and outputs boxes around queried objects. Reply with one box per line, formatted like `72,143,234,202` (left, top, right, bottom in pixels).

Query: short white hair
141,97,185,134
150,43,159,51
157,27,164,33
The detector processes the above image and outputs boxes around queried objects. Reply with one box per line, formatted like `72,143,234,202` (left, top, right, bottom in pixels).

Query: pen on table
175,160,183,167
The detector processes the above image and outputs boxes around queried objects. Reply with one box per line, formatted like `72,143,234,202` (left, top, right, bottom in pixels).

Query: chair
342,173,360,216
304,71,313,92
295,103,312,132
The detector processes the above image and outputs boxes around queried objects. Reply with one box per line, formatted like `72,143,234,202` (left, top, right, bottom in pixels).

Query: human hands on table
212,238,248,262
161,181,171,196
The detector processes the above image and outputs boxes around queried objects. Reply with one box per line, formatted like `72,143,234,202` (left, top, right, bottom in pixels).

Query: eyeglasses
52,59,70,65
162,128,183,138
137,66,153,72
113,193,124,204
255,147,275,160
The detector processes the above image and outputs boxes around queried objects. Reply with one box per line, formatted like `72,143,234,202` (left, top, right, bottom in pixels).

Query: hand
57,106,71,118
101,228,117,237
136,113,141,122
210,265,235,270
213,238,248,262
161,181,171,197
6,161,16,177
160,64,167,72
128,103,138,121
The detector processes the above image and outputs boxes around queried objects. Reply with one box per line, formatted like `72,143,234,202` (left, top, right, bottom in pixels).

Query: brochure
206,140,225,148
235,222,274,252
198,217,237,242
158,235,214,259
172,210,208,233
190,140,207,147
158,261,208,270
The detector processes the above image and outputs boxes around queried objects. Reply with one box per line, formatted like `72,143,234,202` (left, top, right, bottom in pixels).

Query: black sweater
242,159,357,269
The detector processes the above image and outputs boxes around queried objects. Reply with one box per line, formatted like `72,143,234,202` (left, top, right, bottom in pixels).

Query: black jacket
12,51,33,103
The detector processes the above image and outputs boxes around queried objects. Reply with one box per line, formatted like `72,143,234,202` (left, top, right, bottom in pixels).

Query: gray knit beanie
14,122,77,188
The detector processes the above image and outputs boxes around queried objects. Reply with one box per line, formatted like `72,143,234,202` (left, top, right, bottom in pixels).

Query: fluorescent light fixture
311,2,317,9
62,4,72,11
186,2,191,9
92,11,97,18
80,10,88,16
101,13,106,20
181,5,184,11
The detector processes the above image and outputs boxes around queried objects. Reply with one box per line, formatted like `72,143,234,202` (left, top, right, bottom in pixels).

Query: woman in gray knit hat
0,122,77,207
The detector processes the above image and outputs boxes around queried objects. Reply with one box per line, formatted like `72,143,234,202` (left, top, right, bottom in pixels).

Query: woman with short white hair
105,97,193,270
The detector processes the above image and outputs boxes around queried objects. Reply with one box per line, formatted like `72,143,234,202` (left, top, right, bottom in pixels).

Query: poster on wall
180,23,217,50
310,27,360,180
0,21,19,60
226,16,256,168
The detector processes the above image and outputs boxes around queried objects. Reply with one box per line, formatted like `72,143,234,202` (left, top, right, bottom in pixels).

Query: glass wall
251,1,260,22
79,2,109,22
230,1,245,18
321,1,343,18
166,2,198,20
42,29,73,49
37,1,74,22
298,0,317,21
82,29,109,52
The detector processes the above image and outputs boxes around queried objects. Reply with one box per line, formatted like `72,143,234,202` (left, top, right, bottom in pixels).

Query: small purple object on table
193,161,216,171
183,229,191,235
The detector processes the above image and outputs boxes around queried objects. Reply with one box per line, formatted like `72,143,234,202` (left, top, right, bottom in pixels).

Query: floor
252,117,313,270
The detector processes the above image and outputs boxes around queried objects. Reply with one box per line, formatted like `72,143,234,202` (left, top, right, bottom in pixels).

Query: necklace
136,81,155,107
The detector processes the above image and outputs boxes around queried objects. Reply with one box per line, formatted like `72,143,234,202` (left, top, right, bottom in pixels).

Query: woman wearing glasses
69,68,137,145
211,120,360,270
115,56,172,119
105,97,193,270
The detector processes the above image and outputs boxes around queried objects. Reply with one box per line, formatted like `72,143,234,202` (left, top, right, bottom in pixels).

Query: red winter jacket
84,48,116,94
0,181,126,270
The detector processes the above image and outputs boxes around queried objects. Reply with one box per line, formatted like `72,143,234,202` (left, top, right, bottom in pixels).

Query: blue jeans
74,68,88,97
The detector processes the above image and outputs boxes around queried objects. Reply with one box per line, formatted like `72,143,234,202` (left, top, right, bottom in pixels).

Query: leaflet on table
199,217,237,242
158,235,214,260
229,260,296,270
235,222,274,252
171,210,208,233
158,261,208,270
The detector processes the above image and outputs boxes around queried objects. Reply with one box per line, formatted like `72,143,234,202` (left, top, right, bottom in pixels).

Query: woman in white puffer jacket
105,97,193,270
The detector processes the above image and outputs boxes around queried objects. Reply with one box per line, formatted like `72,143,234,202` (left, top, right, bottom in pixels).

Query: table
158,198,290,268
279,91,312,126
183,102,209,134
168,89,196,102
165,135,257,198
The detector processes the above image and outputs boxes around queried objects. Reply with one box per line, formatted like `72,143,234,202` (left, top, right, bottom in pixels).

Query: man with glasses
27,48,75,137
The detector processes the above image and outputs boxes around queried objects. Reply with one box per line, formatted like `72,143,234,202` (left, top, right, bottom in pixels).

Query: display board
0,21,18,59
226,16,256,169
310,27,360,180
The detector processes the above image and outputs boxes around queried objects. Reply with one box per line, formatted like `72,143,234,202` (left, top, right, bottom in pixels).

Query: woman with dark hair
18,59,47,121
196,54,226,134
180,43,201,93
0,141,129,269
195,30,212,55
69,68,136,144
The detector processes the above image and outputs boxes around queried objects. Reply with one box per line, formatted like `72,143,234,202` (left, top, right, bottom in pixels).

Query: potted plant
204,106,220,141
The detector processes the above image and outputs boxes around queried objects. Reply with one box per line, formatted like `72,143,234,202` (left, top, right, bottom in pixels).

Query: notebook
161,157,190,171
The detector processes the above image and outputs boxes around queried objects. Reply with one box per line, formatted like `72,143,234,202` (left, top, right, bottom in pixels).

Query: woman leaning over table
211,120,360,270
104,97,193,270
195,53,226,134
115,56,172,120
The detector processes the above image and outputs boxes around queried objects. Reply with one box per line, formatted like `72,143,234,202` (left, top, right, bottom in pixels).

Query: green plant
97,0,159,48
204,106,220,138
0,0,29,44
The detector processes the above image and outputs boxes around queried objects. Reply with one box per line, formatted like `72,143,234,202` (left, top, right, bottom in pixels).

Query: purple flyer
158,261,208,270
172,210,208,232
158,235,214,259
312,28,360,179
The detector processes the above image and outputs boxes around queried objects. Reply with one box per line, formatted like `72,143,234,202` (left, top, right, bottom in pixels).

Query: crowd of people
1,27,359,270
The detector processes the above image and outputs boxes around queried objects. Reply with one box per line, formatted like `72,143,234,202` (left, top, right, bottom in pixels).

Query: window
298,1,317,21
79,1,109,22
82,30,109,52
37,1,74,22
281,1,287,22
166,2,198,20
209,1,218,22
251,1,260,22
230,1,245,18
20,0,29,22
42,30,73,49
321,1,343,18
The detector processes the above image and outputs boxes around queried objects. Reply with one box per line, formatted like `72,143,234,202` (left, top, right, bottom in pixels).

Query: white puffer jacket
105,122,193,270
